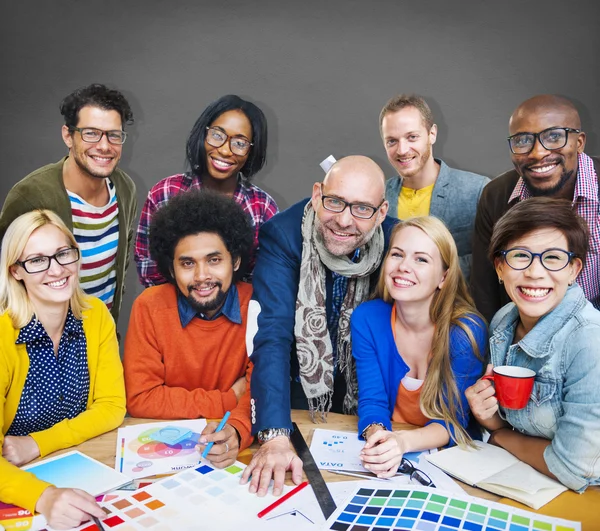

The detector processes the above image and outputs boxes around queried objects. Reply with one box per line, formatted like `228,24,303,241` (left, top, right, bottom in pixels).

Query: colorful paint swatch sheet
310,429,434,472
115,419,207,479
323,485,581,531
66,458,295,530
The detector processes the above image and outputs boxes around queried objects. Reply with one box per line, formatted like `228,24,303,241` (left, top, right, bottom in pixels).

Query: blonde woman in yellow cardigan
0,210,125,530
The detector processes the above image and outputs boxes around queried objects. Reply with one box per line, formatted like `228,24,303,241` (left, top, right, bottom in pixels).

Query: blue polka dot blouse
7,310,90,437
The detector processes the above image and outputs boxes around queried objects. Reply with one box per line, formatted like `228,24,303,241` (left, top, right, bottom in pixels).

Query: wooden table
51,411,599,530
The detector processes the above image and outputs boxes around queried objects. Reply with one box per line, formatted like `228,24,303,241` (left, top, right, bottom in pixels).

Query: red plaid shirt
508,153,599,309
135,173,279,286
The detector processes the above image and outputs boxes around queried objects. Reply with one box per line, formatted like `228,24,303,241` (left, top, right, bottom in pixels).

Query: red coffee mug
481,366,535,410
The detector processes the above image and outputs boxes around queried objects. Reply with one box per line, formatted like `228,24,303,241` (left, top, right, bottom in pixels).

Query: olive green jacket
0,158,137,325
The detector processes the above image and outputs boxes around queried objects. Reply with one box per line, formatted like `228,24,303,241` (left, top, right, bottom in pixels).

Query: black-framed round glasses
499,248,576,272
398,458,436,487
320,186,384,220
507,127,581,155
205,127,253,156
16,247,80,274
70,127,127,145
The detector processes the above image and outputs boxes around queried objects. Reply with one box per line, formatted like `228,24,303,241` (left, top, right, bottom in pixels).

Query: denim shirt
489,284,600,491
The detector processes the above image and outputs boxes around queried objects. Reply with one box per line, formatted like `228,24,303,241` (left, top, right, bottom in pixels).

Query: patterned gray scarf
294,202,384,421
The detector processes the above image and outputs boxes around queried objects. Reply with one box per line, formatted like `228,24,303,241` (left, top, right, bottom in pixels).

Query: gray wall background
2,0,599,335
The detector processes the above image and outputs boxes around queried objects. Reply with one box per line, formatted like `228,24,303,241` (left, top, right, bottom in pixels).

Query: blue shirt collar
177,283,242,327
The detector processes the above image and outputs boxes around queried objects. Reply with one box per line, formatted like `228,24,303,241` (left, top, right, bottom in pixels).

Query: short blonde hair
0,210,88,328
379,94,434,135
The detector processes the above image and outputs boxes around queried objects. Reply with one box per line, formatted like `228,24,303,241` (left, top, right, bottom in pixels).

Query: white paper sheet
309,428,434,473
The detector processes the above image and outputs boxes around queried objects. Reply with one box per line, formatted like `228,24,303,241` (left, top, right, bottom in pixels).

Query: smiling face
381,106,437,182
62,105,123,179
11,224,79,310
495,228,582,331
509,103,585,197
204,109,252,182
172,232,239,318
310,158,388,257
383,225,447,306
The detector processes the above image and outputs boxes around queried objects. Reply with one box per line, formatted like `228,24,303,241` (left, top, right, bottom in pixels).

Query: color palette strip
325,486,580,531
77,488,174,530
72,458,278,530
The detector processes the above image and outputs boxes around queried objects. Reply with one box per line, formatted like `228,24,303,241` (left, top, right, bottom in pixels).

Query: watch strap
257,427,291,444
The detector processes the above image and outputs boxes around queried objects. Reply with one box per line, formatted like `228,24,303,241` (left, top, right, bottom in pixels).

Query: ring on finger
224,442,229,453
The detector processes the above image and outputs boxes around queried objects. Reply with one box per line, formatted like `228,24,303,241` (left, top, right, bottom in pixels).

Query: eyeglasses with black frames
507,127,581,155
16,247,80,274
320,185,384,220
70,127,127,145
205,127,253,156
499,248,576,272
398,457,436,487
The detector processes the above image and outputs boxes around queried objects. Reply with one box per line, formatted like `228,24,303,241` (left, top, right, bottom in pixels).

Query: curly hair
186,94,268,180
60,83,134,129
149,190,254,284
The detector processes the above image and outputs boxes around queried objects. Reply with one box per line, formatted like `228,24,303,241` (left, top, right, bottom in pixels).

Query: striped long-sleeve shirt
68,181,119,309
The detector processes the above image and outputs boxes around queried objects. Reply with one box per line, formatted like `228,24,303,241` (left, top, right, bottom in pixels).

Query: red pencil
257,481,309,518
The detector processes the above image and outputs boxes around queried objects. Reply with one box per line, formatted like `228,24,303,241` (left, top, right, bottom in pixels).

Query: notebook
426,441,567,509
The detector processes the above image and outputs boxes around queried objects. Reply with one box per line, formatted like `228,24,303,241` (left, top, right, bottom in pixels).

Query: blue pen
201,411,231,459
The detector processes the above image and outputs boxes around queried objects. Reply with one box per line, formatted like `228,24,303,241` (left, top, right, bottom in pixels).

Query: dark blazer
248,199,396,433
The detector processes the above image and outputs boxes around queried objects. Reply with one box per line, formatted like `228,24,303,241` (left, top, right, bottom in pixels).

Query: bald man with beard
471,95,600,321
241,156,396,497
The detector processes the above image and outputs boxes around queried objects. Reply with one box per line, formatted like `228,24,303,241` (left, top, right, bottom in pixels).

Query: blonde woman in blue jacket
351,217,486,478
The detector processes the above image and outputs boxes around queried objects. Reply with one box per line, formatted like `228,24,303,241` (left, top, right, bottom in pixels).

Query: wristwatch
361,422,386,440
257,428,291,445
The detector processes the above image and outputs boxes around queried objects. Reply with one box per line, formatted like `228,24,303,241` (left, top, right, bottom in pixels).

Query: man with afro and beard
124,190,254,469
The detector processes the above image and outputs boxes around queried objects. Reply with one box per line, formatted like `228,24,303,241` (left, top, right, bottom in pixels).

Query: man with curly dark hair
123,190,255,469
0,84,137,325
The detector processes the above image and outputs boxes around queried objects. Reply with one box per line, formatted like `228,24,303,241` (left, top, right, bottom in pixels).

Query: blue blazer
249,199,397,433
351,298,487,441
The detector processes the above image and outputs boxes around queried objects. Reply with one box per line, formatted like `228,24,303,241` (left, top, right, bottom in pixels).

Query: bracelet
361,422,386,440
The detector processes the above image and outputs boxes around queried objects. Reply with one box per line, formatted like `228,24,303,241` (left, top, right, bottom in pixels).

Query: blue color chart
324,486,580,531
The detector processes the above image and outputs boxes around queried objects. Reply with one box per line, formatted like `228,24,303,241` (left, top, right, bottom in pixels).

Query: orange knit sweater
124,282,253,449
